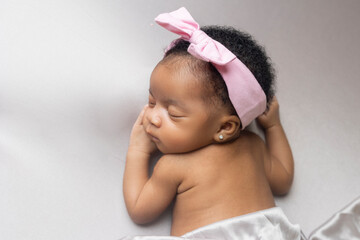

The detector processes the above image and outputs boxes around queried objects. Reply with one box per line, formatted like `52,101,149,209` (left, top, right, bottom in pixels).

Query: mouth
151,136,160,143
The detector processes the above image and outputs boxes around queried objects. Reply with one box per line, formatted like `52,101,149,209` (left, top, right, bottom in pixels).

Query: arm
257,97,294,195
123,106,180,224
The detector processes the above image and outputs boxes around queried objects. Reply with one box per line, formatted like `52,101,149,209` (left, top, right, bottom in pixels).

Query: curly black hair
161,25,276,115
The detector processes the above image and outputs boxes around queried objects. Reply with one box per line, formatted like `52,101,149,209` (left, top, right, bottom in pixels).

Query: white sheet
121,207,304,240
1,1,360,239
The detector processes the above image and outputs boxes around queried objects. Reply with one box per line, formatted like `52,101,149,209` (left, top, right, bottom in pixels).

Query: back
169,131,275,236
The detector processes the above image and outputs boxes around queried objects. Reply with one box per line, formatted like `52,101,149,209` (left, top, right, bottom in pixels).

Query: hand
128,105,157,155
257,96,281,130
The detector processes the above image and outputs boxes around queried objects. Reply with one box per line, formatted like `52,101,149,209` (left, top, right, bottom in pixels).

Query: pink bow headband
155,7,266,129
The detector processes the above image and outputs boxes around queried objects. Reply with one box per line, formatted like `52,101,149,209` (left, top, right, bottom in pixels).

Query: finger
260,107,270,117
257,113,266,122
135,105,148,125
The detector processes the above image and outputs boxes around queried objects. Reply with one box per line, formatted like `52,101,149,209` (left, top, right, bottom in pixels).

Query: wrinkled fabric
155,7,236,65
309,196,360,240
121,207,303,240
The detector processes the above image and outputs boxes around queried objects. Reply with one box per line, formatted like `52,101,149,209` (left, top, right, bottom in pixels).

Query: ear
213,115,241,143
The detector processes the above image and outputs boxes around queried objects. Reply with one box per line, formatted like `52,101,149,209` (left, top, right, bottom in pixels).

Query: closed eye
169,113,182,118
168,110,185,119
168,106,186,119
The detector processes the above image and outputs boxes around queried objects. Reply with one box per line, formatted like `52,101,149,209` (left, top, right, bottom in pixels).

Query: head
143,25,275,154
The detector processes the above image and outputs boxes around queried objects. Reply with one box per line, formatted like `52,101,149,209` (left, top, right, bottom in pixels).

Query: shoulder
152,153,188,184
156,153,190,166
225,131,268,166
236,130,266,151
240,130,263,141
154,154,181,172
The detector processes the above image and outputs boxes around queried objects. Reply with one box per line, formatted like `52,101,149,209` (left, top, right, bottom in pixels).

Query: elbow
271,174,294,196
127,206,157,225
272,184,292,196
129,213,150,225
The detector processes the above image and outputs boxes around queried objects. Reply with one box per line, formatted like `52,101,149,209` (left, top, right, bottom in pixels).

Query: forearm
257,97,294,195
123,152,179,224
264,123,294,177
123,149,151,213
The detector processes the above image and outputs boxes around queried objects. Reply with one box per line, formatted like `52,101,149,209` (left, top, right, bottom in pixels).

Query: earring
219,134,224,140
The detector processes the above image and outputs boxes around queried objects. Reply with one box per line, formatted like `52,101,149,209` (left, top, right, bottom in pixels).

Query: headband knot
187,30,236,65
156,8,236,65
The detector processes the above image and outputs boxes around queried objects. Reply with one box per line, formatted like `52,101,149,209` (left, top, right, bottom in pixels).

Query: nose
146,107,162,128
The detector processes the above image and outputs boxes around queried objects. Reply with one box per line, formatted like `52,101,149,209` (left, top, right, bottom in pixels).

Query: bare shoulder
154,154,182,172
239,130,263,142
156,152,192,166
153,153,188,184
235,130,266,151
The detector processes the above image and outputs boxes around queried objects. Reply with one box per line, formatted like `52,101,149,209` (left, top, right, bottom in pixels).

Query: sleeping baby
122,7,304,240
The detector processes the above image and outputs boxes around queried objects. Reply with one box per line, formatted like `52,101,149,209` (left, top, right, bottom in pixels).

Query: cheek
164,127,198,149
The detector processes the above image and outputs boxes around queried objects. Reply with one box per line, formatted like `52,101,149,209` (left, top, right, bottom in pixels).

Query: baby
123,7,301,239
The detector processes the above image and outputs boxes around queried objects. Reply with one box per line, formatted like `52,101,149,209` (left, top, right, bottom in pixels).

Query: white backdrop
1,0,360,239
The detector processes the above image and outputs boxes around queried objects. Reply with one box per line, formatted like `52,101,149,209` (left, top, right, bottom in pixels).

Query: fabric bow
155,7,236,65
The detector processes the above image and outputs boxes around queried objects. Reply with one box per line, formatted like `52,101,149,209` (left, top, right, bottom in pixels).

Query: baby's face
143,63,221,154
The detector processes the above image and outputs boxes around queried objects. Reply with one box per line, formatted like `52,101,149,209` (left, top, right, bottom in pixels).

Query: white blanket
121,207,304,240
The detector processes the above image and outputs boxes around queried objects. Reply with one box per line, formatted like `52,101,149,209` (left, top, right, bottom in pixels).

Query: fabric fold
309,196,360,240
120,207,303,240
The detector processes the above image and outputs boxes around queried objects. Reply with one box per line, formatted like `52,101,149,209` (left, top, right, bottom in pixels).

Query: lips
149,134,160,143
147,132,160,143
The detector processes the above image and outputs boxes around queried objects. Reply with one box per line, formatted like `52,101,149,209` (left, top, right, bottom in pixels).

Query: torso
168,131,275,236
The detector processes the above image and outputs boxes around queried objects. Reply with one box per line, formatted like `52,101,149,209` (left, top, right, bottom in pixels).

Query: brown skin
123,63,294,236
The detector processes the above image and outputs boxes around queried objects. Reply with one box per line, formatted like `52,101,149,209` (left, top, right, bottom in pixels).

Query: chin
156,145,180,154
157,147,175,155
158,146,197,155
156,141,205,155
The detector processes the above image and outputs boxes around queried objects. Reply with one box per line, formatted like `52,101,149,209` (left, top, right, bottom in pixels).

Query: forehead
150,62,203,99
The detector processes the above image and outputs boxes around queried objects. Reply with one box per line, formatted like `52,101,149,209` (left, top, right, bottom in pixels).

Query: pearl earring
219,134,224,140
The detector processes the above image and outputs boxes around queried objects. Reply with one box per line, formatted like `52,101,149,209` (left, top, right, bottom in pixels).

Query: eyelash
168,112,182,118
148,98,183,119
